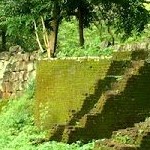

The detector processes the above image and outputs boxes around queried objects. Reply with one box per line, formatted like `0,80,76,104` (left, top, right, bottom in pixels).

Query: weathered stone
15,72,20,81
11,72,18,81
138,42,149,50
13,81,20,91
27,61,34,72
33,61,37,69
10,56,18,64
0,48,38,98
0,52,10,60
0,78,3,90
16,53,24,62
3,71,11,82
18,71,25,81
1,81,6,92
5,63,13,71
23,71,28,81
0,62,4,70
2,81,13,93
12,61,19,72
18,81,24,91
2,92,12,99
30,51,38,61
4,81,13,93
9,45,23,54
19,61,27,71
0,61,9,78
29,70,36,79
22,53,30,62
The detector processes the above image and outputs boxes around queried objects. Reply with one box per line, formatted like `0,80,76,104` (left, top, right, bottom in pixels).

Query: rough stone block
19,61,27,71
27,62,34,72
22,53,30,62
2,92,12,99
23,71,28,81
18,71,24,81
4,81,13,93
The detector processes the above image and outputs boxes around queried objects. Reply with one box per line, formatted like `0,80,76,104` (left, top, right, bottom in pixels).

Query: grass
0,82,95,150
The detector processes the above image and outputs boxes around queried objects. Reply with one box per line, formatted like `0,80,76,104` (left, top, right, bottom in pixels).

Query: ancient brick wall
0,46,37,99
35,50,150,143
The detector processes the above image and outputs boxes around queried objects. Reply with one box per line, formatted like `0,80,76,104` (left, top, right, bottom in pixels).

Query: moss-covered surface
0,100,8,112
35,59,111,129
63,61,150,143
94,117,150,149
35,50,150,143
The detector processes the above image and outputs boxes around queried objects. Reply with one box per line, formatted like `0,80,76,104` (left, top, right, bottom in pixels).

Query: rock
27,61,34,72
2,92,12,99
22,53,30,62
3,81,13,93
0,62,4,70
30,51,38,61
13,81,20,91
29,70,36,79
18,71,24,81
11,72,19,81
3,71,11,82
19,61,27,71
23,71,28,81
9,45,23,54
0,52,10,60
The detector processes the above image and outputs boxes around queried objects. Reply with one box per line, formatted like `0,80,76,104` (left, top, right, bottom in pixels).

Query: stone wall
0,40,149,100
0,46,37,99
35,50,150,143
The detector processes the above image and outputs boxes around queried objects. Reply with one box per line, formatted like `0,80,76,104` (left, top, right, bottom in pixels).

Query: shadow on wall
68,61,131,125
67,62,150,143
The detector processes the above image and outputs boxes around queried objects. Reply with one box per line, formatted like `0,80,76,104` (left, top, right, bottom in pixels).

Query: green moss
0,100,8,112
35,51,150,143
35,59,111,129
112,51,132,61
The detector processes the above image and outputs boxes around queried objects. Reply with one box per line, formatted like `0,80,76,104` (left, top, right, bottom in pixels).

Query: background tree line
0,0,149,57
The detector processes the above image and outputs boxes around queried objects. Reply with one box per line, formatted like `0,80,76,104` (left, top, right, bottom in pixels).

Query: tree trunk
107,25,114,45
1,29,6,51
78,6,84,47
48,1,60,58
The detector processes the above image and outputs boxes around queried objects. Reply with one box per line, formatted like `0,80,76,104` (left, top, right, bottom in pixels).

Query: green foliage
112,132,135,145
116,0,150,39
0,82,95,149
0,0,149,52
92,0,150,41
63,0,94,27
57,19,114,57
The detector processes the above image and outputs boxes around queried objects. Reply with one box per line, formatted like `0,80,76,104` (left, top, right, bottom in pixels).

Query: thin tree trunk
78,6,84,47
48,1,60,58
1,29,6,51
107,25,114,45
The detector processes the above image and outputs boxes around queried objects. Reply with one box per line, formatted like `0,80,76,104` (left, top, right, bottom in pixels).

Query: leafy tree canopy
0,0,149,52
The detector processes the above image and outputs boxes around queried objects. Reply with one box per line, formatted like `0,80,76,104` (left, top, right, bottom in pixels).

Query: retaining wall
0,46,37,99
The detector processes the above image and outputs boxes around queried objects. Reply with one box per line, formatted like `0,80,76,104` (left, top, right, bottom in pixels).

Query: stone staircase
78,60,145,126
49,60,132,142
94,117,150,150
49,58,150,143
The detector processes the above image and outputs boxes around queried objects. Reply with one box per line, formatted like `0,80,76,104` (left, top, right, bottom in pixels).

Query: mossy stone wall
35,59,111,129
35,50,150,143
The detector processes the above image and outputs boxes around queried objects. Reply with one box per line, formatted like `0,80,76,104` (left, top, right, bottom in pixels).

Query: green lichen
35,59,111,129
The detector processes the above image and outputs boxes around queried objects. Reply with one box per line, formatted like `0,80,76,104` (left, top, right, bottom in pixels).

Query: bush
0,82,95,150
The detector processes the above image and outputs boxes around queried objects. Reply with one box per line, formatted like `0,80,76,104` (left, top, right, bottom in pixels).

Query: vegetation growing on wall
0,83,95,150
0,0,150,149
